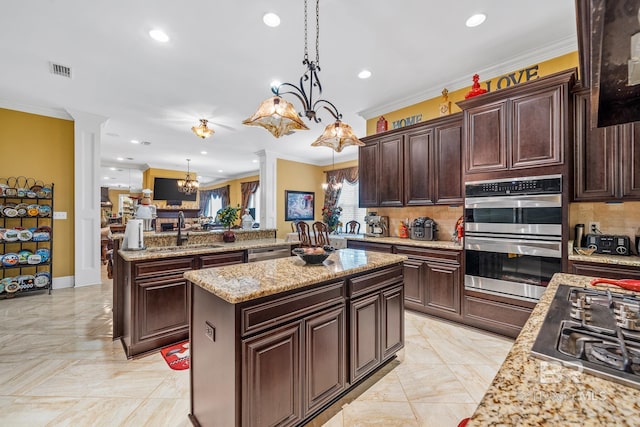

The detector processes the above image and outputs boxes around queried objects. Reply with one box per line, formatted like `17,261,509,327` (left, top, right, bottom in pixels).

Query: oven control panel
465,175,562,197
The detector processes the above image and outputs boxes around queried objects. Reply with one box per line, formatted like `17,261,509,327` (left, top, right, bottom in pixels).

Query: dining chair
312,221,331,247
345,220,360,234
295,221,313,247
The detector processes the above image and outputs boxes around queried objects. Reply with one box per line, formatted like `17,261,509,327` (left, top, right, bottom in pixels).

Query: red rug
160,340,190,370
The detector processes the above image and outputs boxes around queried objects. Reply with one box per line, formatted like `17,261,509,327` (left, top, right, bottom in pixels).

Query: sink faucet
177,211,188,246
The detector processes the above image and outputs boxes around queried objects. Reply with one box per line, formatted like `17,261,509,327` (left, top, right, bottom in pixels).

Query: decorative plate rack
0,176,54,298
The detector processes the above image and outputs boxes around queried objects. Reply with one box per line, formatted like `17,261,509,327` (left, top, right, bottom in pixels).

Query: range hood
101,187,113,206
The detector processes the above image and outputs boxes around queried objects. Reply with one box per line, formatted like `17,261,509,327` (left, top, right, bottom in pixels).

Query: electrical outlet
589,222,600,233
205,321,215,342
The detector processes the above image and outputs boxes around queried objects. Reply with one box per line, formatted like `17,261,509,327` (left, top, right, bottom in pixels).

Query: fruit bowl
292,246,335,265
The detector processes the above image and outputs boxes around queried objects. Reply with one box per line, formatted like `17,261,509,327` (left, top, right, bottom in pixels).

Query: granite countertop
467,273,640,426
118,238,292,262
343,235,463,250
184,248,407,304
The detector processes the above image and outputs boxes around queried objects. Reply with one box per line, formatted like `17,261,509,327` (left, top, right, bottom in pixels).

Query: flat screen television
152,177,197,201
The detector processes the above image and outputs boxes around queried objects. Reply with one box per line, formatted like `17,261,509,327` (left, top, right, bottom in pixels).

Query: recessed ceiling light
130,139,139,144
270,80,281,89
103,176,110,180
358,70,372,79
117,157,124,161
263,12,281,27
466,13,486,27
218,169,223,173
149,29,170,43
252,159,258,163
109,167,116,171
201,151,207,155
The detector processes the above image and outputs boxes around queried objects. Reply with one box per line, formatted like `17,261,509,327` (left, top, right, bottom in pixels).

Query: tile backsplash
569,201,640,240
368,205,464,241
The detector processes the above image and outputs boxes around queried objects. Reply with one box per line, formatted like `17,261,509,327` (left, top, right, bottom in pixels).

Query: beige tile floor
0,268,513,426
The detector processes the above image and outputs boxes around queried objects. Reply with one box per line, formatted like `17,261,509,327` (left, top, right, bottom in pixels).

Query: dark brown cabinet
574,89,640,201
190,263,404,427
458,69,575,177
395,245,462,322
569,261,640,280
359,134,404,207
243,322,302,427
359,114,463,207
348,265,404,383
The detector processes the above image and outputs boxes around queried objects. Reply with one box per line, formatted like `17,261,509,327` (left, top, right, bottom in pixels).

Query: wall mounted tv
152,178,197,202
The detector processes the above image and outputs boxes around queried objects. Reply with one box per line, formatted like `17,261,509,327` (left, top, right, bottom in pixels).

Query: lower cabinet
569,261,640,280
462,290,535,338
190,263,404,427
395,245,463,322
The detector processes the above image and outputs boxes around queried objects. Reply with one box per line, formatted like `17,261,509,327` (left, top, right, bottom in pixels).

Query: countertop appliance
464,174,563,302
410,217,437,241
585,234,632,256
532,285,640,390
364,214,389,237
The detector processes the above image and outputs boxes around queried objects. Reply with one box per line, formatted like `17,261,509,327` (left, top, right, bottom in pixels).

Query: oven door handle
465,235,562,258
464,194,561,209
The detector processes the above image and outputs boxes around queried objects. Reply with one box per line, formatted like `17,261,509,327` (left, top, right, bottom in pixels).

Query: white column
67,109,108,287
256,149,277,229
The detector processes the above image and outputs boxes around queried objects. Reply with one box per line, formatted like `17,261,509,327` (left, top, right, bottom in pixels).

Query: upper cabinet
457,69,576,178
359,114,463,208
574,88,640,201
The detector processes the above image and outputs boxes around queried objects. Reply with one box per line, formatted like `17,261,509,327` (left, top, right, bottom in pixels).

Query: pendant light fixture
243,0,364,152
177,159,199,194
191,119,215,139
322,151,342,191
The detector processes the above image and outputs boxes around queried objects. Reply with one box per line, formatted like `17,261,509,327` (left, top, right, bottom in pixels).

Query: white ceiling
0,0,577,189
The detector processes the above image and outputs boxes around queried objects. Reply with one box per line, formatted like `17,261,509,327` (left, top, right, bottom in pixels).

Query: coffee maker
364,213,389,237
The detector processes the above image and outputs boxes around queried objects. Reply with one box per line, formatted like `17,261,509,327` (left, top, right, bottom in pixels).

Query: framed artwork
285,190,314,221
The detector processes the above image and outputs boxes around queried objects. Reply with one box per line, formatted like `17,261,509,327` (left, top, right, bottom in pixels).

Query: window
207,196,223,220
248,185,261,224
337,181,366,229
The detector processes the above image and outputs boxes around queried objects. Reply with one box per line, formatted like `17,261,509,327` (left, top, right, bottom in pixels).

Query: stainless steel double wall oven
464,175,563,302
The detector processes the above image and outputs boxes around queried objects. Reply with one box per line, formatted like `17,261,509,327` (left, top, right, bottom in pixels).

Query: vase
223,230,236,243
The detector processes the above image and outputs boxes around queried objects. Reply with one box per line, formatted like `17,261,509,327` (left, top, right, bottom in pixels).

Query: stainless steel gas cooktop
531,285,640,389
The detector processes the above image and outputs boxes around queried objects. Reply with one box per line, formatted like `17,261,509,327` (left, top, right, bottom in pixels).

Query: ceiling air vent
49,62,72,78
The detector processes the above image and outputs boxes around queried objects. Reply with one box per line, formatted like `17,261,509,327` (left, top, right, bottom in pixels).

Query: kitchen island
467,273,640,426
185,249,407,427
112,228,295,358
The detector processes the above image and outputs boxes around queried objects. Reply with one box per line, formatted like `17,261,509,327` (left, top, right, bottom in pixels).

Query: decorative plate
3,229,19,242
3,207,18,218
34,272,50,287
35,248,50,263
15,203,28,217
27,254,42,265
18,275,35,289
18,229,33,241
27,205,39,217
38,204,51,217
5,280,19,293
2,253,19,267
32,231,50,242
4,188,18,197
18,250,33,264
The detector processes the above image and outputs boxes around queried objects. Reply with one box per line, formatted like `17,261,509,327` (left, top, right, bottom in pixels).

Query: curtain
210,185,230,208
240,180,259,212
198,189,215,217
322,166,358,227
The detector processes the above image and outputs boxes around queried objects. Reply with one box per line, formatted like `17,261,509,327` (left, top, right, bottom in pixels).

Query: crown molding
358,35,578,120
0,99,73,120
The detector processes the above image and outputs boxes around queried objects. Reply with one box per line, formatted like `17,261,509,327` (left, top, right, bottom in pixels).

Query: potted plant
217,205,240,242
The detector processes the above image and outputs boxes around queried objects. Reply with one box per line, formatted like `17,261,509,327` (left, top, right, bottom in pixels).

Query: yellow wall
0,108,74,278
276,159,358,239
201,174,260,209
366,52,579,136
142,167,199,209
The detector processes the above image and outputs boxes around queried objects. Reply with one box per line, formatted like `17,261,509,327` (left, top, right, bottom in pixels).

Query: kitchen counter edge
467,273,640,426
344,235,463,250
184,250,408,304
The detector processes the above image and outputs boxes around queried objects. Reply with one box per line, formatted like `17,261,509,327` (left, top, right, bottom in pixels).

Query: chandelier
243,0,364,152
191,119,215,139
177,159,199,194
